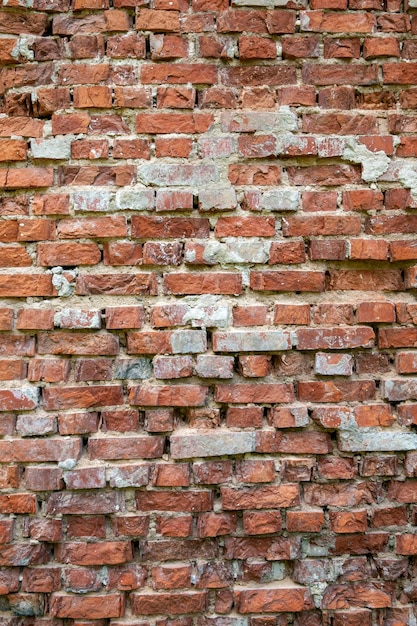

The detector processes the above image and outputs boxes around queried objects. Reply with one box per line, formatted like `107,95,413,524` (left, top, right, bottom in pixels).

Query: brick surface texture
1,0,417,623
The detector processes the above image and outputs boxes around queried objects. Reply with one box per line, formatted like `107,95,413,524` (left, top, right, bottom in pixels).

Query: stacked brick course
1,0,417,623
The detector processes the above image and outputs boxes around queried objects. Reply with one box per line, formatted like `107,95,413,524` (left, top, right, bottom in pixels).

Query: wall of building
0,0,417,624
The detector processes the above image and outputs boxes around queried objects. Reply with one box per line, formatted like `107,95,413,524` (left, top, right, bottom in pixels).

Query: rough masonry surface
0,0,417,624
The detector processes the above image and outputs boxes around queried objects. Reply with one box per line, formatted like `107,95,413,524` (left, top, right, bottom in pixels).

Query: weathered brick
129,384,208,407
38,332,118,355
213,330,290,352
171,431,256,458
131,591,207,615
0,438,82,463
222,485,299,510
297,327,375,350
235,587,312,613
298,380,376,402
251,270,325,292
43,385,124,410
50,594,124,619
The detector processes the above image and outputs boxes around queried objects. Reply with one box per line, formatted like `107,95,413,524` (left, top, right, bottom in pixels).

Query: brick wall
1,0,417,624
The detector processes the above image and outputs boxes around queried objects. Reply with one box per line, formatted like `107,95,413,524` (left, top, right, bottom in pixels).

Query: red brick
397,137,417,157
226,407,263,428
239,36,276,59
257,431,331,455
88,436,164,460
73,86,112,108
251,270,325,292
215,216,275,237
233,305,268,326
285,216,361,238
198,512,237,538
131,592,207,615
216,383,294,404
32,194,70,216
155,137,193,157
287,511,324,532
59,164,135,186
0,335,35,357
327,269,403,291
364,37,400,59
66,515,106,538
282,36,320,59
343,189,384,211
136,112,213,134
309,239,347,260
150,33,188,59
384,62,417,83
17,309,54,330
0,168,53,190
71,139,108,159
329,511,368,533
303,63,378,85
229,164,281,185
278,85,316,106
357,301,395,323
38,332,118,355
379,328,417,348
238,135,277,158
152,564,191,589
132,216,209,239
0,359,26,381
136,491,212,512
354,404,394,427
0,494,37,514
0,139,27,161
141,63,217,84
0,544,50,567
114,139,150,160
58,216,127,239
21,566,62,592
113,516,149,537
217,9,267,32
297,327,374,350
38,243,101,266
361,456,398,477
129,384,208,407
0,308,13,330
224,65,296,87
25,467,63,491
50,594,124,619
114,86,152,107
235,587,311,613
298,380,376,402
78,270,157,295
288,164,361,186
274,304,310,325
243,511,282,535
43,385,124,410
349,239,389,260
238,355,271,378
221,485,299,510
318,456,357,479
324,37,360,58
105,306,145,329
0,246,31,267
155,516,193,538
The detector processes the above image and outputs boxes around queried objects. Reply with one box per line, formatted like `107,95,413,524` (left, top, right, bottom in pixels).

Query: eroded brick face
0,0,417,624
